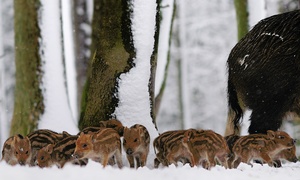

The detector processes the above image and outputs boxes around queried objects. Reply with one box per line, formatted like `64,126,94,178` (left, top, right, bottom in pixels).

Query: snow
1,0,300,178
248,0,266,28
113,0,159,146
62,0,78,122
0,161,300,180
155,0,174,96
38,0,78,134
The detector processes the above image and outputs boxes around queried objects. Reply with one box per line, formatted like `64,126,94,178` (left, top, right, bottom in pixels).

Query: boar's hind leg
248,99,287,134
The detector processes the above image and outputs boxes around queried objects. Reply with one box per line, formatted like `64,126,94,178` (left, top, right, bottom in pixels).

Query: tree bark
149,0,161,130
79,0,134,129
73,0,92,115
11,0,44,136
234,0,249,40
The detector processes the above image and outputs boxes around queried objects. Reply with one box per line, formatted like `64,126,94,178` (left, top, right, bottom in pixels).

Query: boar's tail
227,78,243,132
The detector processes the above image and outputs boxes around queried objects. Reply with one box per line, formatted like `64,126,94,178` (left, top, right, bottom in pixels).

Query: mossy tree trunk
234,0,249,40
10,0,44,136
79,0,135,129
79,0,160,131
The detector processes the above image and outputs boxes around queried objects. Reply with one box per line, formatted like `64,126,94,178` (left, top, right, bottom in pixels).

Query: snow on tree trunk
78,0,134,129
61,0,78,122
38,0,78,134
113,0,159,141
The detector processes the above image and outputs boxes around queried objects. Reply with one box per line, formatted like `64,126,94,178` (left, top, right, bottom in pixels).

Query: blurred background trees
0,0,299,152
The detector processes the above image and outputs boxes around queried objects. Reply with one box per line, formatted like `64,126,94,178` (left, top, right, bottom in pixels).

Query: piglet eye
25,151,29,155
134,138,138,142
41,156,44,161
278,136,285,139
82,144,87,148
15,151,18,155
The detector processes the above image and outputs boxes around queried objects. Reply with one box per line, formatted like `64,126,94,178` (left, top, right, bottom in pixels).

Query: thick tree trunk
11,0,44,136
79,0,134,129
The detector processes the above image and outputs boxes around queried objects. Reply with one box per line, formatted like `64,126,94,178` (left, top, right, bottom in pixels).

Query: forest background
0,0,299,157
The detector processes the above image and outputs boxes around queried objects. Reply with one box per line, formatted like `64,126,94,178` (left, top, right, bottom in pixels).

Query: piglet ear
183,130,192,142
25,136,32,146
92,133,98,143
267,130,275,139
13,134,23,144
123,127,129,134
62,131,71,137
99,121,105,127
79,132,85,137
46,144,54,154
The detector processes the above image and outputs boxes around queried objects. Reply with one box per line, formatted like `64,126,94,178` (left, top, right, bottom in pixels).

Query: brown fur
184,129,230,169
153,130,194,168
36,135,86,168
99,119,124,136
78,126,103,135
27,129,71,166
123,124,150,168
231,130,295,168
1,134,32,166
261,145,298,167
73,128,123,168
275,146,298,163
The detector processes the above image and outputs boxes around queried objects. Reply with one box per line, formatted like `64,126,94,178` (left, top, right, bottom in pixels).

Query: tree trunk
11,0,44,136
234,0,249,40
73,0,92,117
154,0,176,124
79,0,134,129
149,0,161,130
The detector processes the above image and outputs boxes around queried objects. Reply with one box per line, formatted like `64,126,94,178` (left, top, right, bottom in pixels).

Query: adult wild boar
226,10,300,135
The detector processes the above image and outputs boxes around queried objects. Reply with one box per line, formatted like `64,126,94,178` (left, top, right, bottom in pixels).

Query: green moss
79,0,135,129
10,0,44,136
234,0,249,40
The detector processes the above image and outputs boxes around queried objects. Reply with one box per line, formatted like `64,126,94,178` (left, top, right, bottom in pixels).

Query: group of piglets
1,119,298,169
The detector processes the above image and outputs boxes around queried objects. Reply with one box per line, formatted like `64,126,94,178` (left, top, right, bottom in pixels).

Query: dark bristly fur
27,129,71,166
227,10,300,134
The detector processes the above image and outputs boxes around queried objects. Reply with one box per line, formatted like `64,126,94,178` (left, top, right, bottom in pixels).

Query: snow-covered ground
1,0,300,179
0,161,300,180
